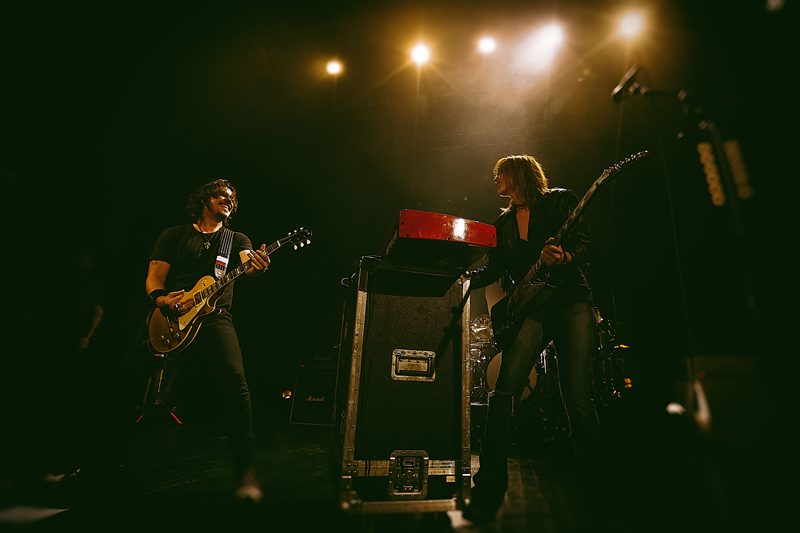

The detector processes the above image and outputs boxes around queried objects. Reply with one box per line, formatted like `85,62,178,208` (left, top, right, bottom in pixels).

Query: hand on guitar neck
243,244,270,276
540,237,569,267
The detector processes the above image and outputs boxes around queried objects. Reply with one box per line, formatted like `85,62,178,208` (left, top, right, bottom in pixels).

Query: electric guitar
148,227,312,354
491,151,649,350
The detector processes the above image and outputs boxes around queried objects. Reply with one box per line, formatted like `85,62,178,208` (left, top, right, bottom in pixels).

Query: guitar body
148,275,221,354
491,280,555,351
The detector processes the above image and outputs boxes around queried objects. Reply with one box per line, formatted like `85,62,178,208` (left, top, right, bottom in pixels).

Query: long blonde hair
494,155,549,208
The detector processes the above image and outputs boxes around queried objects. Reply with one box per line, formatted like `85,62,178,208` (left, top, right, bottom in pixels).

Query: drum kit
468,315,558,406
593,311,632,410
468,308,629,409
468,314,567,448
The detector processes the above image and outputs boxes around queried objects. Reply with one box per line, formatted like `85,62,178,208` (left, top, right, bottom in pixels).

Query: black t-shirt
149,224,253,311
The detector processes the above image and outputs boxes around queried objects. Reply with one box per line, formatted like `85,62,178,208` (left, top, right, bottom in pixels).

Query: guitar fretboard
516,180,602,288
191,238,287,305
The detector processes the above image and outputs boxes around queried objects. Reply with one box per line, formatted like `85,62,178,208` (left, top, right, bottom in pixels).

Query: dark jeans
473,301,602,507
109,309,256,479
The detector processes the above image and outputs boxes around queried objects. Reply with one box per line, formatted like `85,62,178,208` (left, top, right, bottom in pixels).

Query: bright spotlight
516,23,565,74
766,0,785,12
477,36,497,55
666,402,687,415
617,12,645,42
539,23,565,48
410,42,431,66
326,60,342,75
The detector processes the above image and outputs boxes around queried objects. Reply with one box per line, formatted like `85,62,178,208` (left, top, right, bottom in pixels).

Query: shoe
234,469,263,503
462,500,498,525
43,467,81,483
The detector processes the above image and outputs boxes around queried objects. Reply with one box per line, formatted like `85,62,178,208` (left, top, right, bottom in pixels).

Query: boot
465,392,514,523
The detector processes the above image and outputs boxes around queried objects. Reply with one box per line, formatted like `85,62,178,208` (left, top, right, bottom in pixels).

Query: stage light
539,23,565,48
666,402,686,415
617,12,645,42
410,42,432,66
326,60,342,75
477,36,497,55
697,142,726,206
722,139,753,199
516,23,565,74
453,218,466,240
766,0,785,12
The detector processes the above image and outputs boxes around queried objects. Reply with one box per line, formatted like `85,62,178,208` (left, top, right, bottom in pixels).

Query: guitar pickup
391,350,436,382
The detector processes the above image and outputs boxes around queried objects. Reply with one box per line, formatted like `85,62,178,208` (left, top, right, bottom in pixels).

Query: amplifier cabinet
333,258,472,513
290,364,337,426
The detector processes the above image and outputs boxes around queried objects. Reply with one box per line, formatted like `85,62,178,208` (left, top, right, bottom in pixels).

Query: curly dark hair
494,154,549,208
185,179,239,226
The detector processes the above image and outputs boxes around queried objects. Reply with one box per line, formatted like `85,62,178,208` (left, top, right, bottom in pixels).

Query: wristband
149,289,169,303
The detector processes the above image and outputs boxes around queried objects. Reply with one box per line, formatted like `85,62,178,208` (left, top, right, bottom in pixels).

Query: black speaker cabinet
333,257,472,514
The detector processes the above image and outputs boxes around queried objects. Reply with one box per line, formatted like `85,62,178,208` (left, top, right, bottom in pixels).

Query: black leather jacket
469,188,593,309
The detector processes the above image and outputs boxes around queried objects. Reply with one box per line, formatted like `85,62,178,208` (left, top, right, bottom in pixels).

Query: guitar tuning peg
306,239,311,245
299,242,305,247
293,244,298,250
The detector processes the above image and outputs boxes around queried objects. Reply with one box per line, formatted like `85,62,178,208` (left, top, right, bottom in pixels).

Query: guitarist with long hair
464,155,603,524
121,179,270,502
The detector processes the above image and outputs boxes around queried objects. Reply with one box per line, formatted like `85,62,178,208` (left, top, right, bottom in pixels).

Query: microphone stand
616,76,761,391
616,81,677,101
617,79,747,239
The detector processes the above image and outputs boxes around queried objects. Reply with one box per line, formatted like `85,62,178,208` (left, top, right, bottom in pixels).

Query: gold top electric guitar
148,227,312,354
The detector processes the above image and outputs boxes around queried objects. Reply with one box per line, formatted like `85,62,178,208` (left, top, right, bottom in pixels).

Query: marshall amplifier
290,364,337,426
333,257,472,513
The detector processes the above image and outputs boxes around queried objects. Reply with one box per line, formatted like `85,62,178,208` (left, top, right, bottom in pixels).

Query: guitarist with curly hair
135,179,270,501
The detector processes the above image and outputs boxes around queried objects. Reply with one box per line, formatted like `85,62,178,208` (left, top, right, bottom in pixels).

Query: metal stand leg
135,353,183,425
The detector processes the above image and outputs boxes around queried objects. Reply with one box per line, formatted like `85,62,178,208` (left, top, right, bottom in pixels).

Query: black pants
472,301,602,509
109,309,256,479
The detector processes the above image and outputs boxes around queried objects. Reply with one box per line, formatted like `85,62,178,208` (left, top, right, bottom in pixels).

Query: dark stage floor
0,402,791,533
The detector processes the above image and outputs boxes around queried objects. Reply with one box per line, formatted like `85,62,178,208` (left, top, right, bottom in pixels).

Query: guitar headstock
597,150,649,185
284,227,313,250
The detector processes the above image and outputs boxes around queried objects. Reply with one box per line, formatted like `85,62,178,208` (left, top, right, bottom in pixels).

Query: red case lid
395,209,497,247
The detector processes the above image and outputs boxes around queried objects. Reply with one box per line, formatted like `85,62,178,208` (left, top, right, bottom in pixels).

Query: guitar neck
193,238,285,304
523,180,604,279
513,151,648,290
551,180,602,248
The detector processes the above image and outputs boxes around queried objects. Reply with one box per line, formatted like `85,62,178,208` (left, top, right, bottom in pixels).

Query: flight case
333,257,472,513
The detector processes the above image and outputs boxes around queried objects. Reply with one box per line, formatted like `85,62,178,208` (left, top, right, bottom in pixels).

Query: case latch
387,450,429,499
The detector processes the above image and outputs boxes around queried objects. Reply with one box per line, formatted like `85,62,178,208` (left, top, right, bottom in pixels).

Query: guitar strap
214,228,234,279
